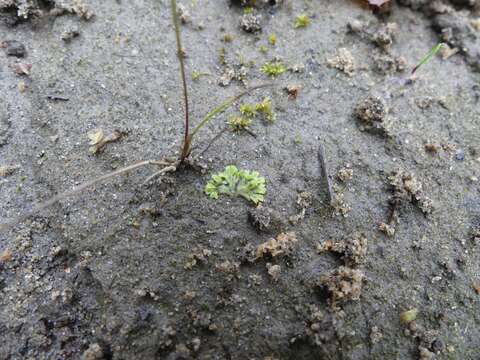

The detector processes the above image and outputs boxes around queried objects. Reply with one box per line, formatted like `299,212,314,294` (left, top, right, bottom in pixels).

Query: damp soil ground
1,1,480,359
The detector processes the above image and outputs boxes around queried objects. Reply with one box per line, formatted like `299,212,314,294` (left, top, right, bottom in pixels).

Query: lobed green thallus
205,165,266,205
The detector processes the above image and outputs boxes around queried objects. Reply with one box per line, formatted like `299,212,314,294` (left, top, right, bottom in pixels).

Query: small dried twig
318,143,334,205
46,95,70,101
0,160,169,231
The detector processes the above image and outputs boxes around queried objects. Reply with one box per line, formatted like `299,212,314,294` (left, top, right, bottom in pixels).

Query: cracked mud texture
1,0,480,359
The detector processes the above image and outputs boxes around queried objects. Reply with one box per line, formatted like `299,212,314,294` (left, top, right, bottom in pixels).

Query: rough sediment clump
0,0,93,20
256,232,298,259
317,234,368,267
240,12,262,33
327,48,356,76
354,95,388,134
388,170,433,216
318,266,365,310
248,205,286,234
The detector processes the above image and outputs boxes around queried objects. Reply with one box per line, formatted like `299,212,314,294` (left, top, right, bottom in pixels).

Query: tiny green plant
411,43,445,75
222,34,233,42
191,71,210,81
239,103,257,118
268,34,277,46
255,97,275,122
294,14,310,28
0,0,272,231
228,116,252,132
260,61,286,77
205,165,266,205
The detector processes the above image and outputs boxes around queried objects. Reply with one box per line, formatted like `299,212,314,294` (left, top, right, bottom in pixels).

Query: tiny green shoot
191,71,210,81
294,14,310,28
255,97,275,122
239,104,257,118
411,43,445,75
260,61,286,77
268,34,277,46
228,116,253,132
222,34,233,42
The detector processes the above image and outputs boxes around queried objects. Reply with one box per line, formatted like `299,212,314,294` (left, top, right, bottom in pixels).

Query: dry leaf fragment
0,165,20,177
285,84,301,100
14,63,32,75
0,248,12,262
87,129,123,154
473,281,480,294
88,129,104,145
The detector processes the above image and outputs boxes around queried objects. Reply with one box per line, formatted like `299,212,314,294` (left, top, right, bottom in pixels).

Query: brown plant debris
184,248,212,269
0,248,12,262
256,232,298,259
318,266,364,309
0,165,19,177
13,63,32,75
317,233,368,266
87,129,123,154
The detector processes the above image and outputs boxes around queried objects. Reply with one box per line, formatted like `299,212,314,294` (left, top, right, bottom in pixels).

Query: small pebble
3,40,26,57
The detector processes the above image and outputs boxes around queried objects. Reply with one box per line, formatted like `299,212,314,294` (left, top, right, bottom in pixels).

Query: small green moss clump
400,308,418,324
205,165,266,204
222,34,233,42
259,45,268,54
228,116,252,132
240,104,257,118
219,47,226,65
294,14,310,28
268,34,277,46
260,61,286,77
255,97,275,122
244,6,253,14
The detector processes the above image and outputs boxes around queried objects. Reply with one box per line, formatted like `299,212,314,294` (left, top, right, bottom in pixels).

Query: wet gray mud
0,0,480,359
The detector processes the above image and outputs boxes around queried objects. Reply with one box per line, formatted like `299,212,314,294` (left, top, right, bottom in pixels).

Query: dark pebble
431,338,444,353
4,40,26,57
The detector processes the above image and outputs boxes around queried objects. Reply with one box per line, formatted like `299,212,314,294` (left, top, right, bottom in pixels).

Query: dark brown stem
171,0,190,163
193,127,228,160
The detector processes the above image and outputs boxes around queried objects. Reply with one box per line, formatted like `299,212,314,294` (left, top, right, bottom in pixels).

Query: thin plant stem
0,160,166,232
171,0,190,161
190,83,272,138
411,42,444,75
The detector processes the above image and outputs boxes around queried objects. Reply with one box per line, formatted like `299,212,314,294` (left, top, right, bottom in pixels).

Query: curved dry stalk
0,160,169,232
142,163,179,185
